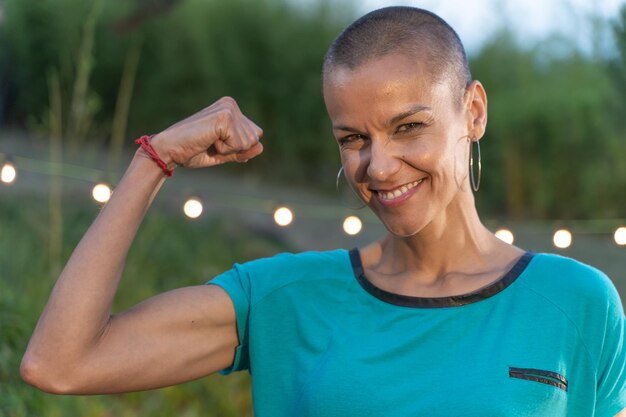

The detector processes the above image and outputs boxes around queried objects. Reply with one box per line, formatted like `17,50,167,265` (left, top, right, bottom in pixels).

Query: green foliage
1,0,624,218
0,197,290,416
471,32,625,219
130,0,353,182
1,0,95,132
2,0,353,182
610,4,626,108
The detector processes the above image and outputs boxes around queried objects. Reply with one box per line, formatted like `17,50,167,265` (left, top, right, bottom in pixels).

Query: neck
371,190,506,285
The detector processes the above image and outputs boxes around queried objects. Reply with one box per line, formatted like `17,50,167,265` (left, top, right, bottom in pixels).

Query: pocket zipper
509,367,568,392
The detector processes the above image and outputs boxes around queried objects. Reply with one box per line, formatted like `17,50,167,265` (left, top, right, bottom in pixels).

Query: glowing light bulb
614,227,626,246
92,183,112,203
183,197,203,219
273,207,293,227
1,161,17,184
343,216,363,236
495,228,514,244
553,229,572,249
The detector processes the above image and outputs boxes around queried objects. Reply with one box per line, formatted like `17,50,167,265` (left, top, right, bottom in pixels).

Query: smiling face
324,53,481,237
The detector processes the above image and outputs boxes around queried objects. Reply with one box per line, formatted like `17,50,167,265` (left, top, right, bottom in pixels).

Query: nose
366,137,401,181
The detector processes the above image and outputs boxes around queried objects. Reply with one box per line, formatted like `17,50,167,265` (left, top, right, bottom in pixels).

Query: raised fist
150,97,264,168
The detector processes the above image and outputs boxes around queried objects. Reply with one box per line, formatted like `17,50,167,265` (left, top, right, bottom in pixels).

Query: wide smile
374,178,426,207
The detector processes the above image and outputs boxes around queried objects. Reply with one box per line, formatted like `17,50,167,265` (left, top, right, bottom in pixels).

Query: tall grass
0,197,289,416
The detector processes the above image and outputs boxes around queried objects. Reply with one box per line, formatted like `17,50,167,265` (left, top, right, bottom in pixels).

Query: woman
21,6,625,416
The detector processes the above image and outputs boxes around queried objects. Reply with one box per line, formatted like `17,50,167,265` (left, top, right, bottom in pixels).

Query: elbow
20,354,51,392
20,353,77,394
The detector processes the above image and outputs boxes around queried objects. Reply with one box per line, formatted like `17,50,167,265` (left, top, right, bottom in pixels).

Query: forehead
323,53,451,124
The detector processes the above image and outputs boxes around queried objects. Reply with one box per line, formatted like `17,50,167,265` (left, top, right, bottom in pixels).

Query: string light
1,160,17,184
183,197,203,219
553,229,572,249
1,154,625,246
495,228,514,244
614,227,626,246
273,206,293,227
92,183,112,203
342,215,363,236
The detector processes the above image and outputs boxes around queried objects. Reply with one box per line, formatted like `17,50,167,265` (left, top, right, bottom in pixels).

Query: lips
377,179,424,201
374,178,426,207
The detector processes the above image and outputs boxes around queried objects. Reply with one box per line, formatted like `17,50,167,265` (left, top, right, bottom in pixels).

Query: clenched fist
149,97,264,169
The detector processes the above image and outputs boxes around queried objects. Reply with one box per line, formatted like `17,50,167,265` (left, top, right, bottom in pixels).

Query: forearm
21,97,263,394
22,151,168,377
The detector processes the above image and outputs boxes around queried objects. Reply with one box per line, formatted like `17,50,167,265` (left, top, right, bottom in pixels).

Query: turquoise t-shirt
208,250,626,416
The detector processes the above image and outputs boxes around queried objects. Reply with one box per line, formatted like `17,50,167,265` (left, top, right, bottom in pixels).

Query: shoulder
231,249,353,301
519,252,623,341
239,249,350,279
521,252,619,305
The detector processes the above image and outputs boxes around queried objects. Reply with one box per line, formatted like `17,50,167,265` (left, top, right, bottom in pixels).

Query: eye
396,122,424,133
337,133,366,145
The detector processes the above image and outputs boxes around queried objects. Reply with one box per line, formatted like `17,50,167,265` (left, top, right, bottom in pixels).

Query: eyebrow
387,105,432,126
332,105,432,132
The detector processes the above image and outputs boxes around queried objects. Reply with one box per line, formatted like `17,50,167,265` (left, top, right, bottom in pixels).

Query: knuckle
219,96,237,108
218,107,235,124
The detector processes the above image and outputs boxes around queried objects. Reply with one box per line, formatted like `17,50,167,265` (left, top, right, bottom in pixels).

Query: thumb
211,142,264,165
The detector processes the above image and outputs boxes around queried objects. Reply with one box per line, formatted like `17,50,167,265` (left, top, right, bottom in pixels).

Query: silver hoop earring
336,166,344,193
336,166,365,209
469,139,481,192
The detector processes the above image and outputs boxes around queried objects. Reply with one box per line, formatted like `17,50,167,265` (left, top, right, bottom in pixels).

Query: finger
246,117,264,140
211,142,264,165
234,142,264,162
241,122,260,150
213,138,239,155
215,122,260,155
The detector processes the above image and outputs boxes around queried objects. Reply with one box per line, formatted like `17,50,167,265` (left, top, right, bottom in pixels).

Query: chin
367,202,429,238
378,217,426,238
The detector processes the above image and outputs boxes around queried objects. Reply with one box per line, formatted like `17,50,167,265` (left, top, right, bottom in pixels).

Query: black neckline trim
349,249,534,308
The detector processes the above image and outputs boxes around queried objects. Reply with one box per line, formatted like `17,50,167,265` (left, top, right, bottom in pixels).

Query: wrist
148,133,177,170
134,134,176,176
131,149,171,182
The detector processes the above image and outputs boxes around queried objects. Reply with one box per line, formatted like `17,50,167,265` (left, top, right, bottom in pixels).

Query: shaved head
323,7,472,103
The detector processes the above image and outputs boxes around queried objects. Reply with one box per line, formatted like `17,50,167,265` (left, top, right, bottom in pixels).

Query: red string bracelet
134,135,174,177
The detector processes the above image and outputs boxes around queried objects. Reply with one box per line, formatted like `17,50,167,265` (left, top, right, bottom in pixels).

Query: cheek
408,134,465,186
399,139,438,171
452,139,470,185
341,150,367,180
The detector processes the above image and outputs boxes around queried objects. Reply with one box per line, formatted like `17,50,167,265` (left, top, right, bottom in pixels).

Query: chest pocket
502,364,569,417
509,367,568,392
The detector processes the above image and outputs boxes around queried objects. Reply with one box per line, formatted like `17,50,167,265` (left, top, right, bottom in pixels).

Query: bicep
71,284,238,394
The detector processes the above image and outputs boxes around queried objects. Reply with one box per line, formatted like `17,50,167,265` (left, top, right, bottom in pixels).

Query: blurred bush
1,0,624,218
471,28,626,219
0,196,291,416
1,0,353,181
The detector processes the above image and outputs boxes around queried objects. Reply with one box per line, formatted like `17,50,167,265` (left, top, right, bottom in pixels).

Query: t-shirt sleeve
207,264,251,374
594,276,626,417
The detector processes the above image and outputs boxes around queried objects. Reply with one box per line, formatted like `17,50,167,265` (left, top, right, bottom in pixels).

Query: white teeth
378,179,424,200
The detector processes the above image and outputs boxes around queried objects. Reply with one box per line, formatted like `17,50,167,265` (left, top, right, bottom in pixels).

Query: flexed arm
21,97,262,394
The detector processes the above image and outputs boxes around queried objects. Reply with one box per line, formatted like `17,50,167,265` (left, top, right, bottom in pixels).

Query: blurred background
1,0,624,415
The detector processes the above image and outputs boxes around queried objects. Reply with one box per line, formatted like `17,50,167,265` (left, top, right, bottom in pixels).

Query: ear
465,80,488,140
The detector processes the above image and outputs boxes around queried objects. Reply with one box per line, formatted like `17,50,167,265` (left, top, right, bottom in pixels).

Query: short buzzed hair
323,7,472,100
